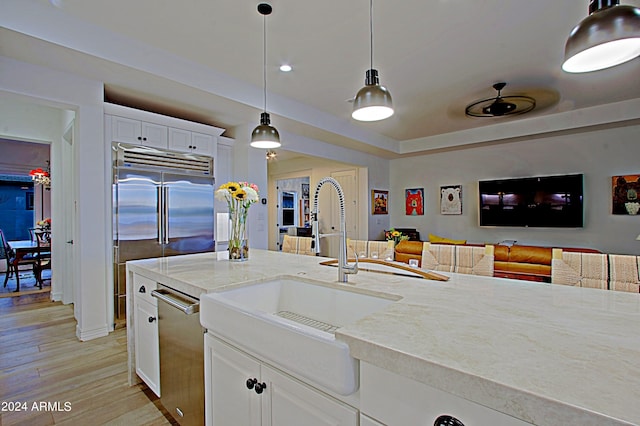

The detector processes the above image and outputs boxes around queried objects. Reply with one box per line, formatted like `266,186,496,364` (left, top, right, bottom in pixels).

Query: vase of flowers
36,218,51,230
385,228,409,246
215,181,259,261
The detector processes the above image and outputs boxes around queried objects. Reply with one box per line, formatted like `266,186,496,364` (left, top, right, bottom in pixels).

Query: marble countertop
127,250,640,426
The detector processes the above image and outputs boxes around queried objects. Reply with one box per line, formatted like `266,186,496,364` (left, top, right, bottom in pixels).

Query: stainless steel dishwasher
152,284,204,426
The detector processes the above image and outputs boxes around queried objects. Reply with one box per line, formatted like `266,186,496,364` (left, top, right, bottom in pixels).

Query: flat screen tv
479,174,583,228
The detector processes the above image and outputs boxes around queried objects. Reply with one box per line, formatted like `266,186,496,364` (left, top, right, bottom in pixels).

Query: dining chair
0,228,39,290
281,235,298,254
33,235,52,289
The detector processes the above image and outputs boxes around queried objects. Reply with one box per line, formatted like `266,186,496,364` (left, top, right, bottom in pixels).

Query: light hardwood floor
0,294,173,425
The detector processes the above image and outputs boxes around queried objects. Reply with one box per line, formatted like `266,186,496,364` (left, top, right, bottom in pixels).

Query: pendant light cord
369,0,373,70
263,13,267,113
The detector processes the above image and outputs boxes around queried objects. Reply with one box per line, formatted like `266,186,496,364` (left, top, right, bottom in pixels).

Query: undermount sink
200,276,398,395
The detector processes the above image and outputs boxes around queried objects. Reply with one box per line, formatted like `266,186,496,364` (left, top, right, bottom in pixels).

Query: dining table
7,239,51,291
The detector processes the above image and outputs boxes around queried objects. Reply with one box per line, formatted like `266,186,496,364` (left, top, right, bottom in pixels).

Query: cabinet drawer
133,274,157,306
361,363,531,426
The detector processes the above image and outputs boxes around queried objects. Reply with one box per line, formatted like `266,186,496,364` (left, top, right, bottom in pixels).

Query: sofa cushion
394,240,423,266
494,245,510,262
395,240,423,255
428,233,466,245
509,246,552,265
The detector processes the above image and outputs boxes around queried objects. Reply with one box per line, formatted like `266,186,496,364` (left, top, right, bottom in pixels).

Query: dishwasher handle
151,289,200,315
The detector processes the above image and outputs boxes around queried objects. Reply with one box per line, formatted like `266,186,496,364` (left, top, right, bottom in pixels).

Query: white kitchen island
126,249,640,426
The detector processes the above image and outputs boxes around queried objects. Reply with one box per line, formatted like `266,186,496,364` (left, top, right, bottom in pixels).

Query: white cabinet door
169,128,215,156
134,298,160,396
262,364,357,426
112,116,142,144
111,115,167,148
168,127,192,152
205,335,357,426
190,132,215,156
206,334,261,426
141,121,168,149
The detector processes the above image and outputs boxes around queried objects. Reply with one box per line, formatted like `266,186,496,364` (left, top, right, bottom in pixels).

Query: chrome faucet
311,177,358,283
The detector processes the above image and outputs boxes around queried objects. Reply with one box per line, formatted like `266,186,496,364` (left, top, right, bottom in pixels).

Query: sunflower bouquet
215,181,260,260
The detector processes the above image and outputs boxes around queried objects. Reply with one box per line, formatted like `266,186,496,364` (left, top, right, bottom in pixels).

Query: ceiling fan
465,82,536,118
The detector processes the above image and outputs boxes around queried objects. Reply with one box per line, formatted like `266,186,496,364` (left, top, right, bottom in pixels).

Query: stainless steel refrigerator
113,144,215,320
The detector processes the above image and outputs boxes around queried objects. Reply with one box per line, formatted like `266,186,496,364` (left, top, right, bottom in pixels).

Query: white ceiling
2,0,640,158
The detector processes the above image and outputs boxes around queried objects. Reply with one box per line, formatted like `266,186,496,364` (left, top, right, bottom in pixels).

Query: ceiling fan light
352,70,394,121
563,3,640,73
465,82,536,118
482,100,517,116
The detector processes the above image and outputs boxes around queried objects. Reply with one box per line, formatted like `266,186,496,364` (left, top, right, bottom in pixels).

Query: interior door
163,173,215,256
60,121,75,305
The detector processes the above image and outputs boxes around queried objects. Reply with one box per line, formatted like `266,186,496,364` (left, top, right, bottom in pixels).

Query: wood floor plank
0,295,171,425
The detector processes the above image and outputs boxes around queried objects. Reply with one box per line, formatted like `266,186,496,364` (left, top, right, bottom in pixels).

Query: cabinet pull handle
254,382,266,394
148,316,156,323
139,285,146,293
246,378,257,389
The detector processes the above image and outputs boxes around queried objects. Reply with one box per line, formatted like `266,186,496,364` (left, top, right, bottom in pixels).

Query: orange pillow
428,233,466,245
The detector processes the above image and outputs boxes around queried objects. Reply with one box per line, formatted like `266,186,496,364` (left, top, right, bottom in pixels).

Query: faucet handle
346,247,359,274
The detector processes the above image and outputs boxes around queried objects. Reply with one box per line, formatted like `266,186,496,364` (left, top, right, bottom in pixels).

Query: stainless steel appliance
152,284,204,426
113,144,215,320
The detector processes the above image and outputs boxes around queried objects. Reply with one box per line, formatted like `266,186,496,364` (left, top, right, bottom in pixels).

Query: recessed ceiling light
279,64,292,72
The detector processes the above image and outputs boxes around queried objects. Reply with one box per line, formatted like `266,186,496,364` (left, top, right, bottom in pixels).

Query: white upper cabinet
111,115,167,148
168,128,215,156
105,104,225,158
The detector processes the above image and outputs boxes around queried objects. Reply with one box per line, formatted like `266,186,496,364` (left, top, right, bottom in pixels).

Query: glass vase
228,212,249,261
229,238,249,261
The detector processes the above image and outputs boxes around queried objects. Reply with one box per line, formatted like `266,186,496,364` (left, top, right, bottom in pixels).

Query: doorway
275,177,310,250
0,139,51,294
0,98,76,305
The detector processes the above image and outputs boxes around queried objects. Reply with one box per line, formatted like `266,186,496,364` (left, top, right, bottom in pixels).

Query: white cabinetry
105,104,224,158
168,127,216,156
133,274,160,396
205,334,357,426
360,362,531,426
111,115,168,148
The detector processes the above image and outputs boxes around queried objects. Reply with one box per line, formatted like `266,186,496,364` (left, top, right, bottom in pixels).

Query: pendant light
251,3,281,149
562,0,640,73
352,0,394,122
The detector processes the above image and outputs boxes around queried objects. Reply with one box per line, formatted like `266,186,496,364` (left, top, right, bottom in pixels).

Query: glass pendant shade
250,112,281,149
563,2,640,73
352,69,394,122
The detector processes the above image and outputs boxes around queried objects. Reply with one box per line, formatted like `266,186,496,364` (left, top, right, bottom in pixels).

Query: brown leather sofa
493,245,552,282
395,240,600,283
394,240,424,265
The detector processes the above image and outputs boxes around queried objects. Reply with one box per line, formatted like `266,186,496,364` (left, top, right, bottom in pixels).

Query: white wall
0,55,109,340
390,123,640,255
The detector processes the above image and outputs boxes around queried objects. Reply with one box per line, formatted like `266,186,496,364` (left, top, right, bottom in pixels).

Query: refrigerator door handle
157,186,163,244
163,186,169,244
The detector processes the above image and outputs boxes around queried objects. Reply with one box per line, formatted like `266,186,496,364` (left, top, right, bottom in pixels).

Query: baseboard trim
76,324,109,341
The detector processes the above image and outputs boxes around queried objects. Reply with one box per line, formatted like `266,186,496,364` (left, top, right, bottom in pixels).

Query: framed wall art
612,174,640,215
405,188,424,215
440,185,462,215
371,189,389,215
